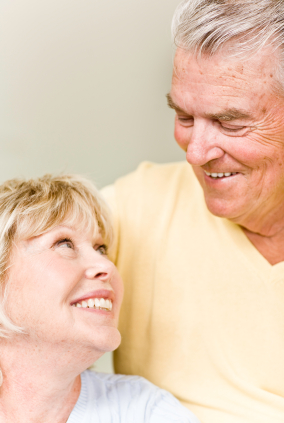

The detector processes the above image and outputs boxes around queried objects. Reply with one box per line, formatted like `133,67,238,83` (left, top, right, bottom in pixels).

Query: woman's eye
96,244,107,255
56,238,74,249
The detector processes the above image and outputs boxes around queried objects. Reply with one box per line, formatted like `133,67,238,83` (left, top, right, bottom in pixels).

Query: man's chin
204,197,242,220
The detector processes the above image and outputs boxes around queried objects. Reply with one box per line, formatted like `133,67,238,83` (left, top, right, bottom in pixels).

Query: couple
2,0,284,422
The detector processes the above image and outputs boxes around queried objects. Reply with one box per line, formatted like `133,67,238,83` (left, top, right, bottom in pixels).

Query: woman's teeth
204,171,237,178
72,298,112,311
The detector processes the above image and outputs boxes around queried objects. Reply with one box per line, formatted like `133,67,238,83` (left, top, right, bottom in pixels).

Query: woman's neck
0,337,96,423
0,376,80,423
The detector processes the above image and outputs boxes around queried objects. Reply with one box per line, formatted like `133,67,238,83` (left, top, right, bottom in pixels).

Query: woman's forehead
15,213,101,245
39,219,101,240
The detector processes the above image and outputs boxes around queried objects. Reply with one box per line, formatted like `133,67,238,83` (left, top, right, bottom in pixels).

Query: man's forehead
173,46,277,83
170,48,282,119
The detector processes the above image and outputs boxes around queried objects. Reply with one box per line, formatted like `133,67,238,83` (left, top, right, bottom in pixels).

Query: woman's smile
71,288,114,312
5,222,123,355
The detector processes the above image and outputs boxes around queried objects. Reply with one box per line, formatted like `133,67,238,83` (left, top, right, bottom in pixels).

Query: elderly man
103,1,284,422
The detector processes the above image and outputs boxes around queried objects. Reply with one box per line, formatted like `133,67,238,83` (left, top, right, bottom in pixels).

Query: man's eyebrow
205,109,253,121
166,93,188,114
167,93,253,121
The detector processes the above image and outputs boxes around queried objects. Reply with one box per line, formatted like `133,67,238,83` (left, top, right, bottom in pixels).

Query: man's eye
56,238,74,249
177,115,194,126
96,245,107,255
220,123,245,133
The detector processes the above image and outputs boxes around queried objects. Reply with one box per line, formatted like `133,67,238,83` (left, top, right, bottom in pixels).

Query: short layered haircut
0,174,113,337
172,0,284,89
172,0,284,56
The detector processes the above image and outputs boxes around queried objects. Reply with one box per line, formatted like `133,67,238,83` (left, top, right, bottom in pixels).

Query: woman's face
5,221,123,357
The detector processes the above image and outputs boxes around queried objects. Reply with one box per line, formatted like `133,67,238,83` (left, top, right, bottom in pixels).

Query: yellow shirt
103,161,284,423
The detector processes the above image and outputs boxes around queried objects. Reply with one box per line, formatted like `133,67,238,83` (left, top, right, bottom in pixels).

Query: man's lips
204,170,240,178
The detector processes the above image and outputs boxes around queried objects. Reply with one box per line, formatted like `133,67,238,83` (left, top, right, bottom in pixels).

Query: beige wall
0,0,184,372
0,0,184,188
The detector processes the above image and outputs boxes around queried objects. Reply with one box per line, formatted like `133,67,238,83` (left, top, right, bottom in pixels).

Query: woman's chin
92,327,122,353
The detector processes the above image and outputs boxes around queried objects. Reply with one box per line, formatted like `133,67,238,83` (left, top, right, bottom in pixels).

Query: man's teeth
204,171,237,178
73,298,112,311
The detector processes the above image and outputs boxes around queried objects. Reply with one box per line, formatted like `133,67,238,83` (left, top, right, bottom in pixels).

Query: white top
67,370,200,423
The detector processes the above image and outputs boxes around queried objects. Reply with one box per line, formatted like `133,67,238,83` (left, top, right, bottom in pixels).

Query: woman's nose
85,253,114,282
186,122,224,166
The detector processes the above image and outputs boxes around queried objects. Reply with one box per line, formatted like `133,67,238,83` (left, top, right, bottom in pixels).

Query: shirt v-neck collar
223,218,284,284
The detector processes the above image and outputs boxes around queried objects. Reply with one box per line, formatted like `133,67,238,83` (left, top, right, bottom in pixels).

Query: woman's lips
71,289,114,311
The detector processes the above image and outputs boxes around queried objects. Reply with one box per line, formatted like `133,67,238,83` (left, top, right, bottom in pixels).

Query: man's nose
85,253,114,282
186,121,224,166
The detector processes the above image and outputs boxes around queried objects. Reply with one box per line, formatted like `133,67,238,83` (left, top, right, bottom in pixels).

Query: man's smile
204,171,238,178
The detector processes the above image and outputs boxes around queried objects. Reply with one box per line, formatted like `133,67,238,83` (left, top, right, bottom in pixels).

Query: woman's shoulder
85,369,153,386
80,370,200,423
82,369,164,399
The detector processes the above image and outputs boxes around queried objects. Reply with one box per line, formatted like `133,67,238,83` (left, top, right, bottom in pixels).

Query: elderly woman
0,174,199,423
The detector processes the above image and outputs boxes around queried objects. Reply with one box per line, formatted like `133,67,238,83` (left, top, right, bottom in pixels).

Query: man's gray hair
172,0,284,59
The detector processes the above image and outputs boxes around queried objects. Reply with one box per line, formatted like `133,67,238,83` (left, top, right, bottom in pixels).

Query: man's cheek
174,124,189,152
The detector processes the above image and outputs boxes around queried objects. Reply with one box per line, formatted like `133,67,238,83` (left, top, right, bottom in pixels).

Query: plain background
0,0,185,372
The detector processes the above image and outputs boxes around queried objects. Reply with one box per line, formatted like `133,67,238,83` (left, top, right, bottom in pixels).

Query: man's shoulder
132,160,190,176
116,160,193,186
114,161,199,202
101,160,206,260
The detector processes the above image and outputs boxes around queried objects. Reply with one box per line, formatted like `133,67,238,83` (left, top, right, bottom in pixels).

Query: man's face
169,48,284,230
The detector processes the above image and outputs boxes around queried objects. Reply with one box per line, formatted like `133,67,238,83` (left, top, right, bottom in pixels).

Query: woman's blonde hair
0,173,113,338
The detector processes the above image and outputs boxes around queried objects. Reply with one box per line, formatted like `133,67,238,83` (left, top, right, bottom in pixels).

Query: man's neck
228,204,284,265
242,225,284,265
